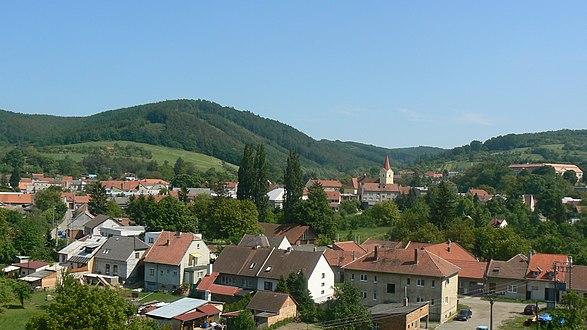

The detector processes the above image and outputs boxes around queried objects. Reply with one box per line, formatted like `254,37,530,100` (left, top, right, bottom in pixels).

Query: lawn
35,140,237,172
0,290,53,330
498,314,531,329
337,226,391,243
135,291,183,303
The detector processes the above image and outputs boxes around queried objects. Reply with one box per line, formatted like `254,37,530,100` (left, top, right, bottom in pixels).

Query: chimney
207,263,213,276
414,248,418,264
448,239,451,252
352,250,356,260
374,246,379,261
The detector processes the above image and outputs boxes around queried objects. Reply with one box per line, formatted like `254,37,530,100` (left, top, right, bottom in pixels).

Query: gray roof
146,297,208,319
238,234,285,248
94,237,150,262
369,302,429,315
213,246,323,280
84,214,113,229
292,244,327,253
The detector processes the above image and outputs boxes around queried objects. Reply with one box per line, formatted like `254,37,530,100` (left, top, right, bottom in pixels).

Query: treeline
0,99,444,178
416,129,587,172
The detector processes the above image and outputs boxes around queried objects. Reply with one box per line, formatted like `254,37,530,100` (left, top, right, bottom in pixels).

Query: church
357,155,411,208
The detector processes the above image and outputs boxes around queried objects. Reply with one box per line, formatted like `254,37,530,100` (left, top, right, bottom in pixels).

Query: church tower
379,155,394,187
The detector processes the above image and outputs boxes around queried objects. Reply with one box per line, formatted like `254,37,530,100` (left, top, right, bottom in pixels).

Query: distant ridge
0,99,444,177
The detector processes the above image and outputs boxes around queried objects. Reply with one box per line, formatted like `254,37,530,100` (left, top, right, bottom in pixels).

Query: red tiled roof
0,193,34,204
469,188,490,196
173,304,221,322
12,261,49,269
383,156,391,171
360,239,403,252
527,253,568,282
196,272,242,296
424,242,478,262
327,191,340,201
450,260,487,280
333,241,367,253
139,178,170,185
223,182,237,189
324,249,367,268
143,231,200,266
100,180,140,191
309,180,343,188
343,248,460,278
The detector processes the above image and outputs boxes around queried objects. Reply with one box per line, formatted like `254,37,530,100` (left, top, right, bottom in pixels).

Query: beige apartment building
342,247,459,323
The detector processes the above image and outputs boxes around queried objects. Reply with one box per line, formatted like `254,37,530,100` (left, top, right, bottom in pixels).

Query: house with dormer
93,236,150,282
212,245,334,303
143,231,210,292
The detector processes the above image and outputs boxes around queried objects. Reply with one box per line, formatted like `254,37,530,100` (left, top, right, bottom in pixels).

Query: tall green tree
252,144,269,221
27,273,155,330
126,195,157,226
199,198,260,243
237,143,255,200
322,281,372,330
87,182,108,215
10,166,21,191
428,181,458,229
231,311,257,330
296,182,337,240
148,196,198,232
284,150,304,223
284,271,316,322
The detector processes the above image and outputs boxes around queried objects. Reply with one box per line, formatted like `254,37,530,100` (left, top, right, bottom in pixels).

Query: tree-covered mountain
417,129,587,172
0,99,444,178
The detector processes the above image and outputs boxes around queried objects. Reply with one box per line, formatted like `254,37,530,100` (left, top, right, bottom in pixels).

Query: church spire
384,155,391,171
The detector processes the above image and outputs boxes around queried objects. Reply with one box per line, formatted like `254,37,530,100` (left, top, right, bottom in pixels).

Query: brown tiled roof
212,246,273,277
324,249,366,268
326,191,340,201
0,193,34,204
333,241,367,253
84,215,113,229
486,254,528,280
571,265,587,291
247,291,296,314
361,183,402,193
308,179,343,188
259,223,315,244
173,304,221,322
343,248,460,278
450,260,487,280
12,261,49,269
143,231,201,266
423,241,478,262
361,239,403,252
261,249,323,280
100,180,140,191
469,188,490,196
527,253,568,282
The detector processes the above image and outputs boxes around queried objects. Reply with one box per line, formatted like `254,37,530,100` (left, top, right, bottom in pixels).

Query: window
507,284,517,293
362,291,367,299
160,270,163,275
322,273,325,279
102,249,111,254
387,283,396,294
444,296,449,305
321,290,325,295
360,274,368,282
532,286,539,291
249,262,256,269
373,292,378,300
264,281,273,291
374,275,378,283
351,274,355,280
431,299,435,306
431,280,436,288
321,282,325,287
173,271,178,276
406,278,410,286
446,277,450,285
105,264,111,275
417,279,425,287
135,252,140,258
149,268,155,276
265,266,272,272
113,265,118,276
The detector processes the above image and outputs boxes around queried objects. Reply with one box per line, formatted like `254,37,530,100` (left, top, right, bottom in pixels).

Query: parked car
524,304,539,315
456,309,472,321
476,327,490,330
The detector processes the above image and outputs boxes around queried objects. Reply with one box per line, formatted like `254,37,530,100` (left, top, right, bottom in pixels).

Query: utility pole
484,290,505,330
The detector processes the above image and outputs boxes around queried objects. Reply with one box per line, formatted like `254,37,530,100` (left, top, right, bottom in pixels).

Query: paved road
435,296,542,330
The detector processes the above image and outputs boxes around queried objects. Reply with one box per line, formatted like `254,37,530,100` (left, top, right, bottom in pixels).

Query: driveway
435,296,541,330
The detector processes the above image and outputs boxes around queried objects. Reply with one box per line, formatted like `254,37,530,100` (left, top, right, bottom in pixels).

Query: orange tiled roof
100,180,140,191
309,180,343,188
143,231,201,266
423,241,478,262
527,253,568,282
139,178,170,185
360,239,403,252
333,241,367,253
469,188,490,196
0,193,34,204
196,272,242,296
324,249,367,268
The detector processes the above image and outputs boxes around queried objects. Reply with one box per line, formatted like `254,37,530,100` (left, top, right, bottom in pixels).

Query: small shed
246,291,298,328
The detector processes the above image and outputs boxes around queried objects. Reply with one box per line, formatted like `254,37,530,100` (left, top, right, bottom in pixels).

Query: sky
1,1,586,149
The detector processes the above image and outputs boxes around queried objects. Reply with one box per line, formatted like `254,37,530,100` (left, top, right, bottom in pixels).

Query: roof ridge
424,250,460,276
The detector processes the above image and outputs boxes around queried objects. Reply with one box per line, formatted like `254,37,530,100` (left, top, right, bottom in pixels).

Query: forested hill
0,99,443,177
417,129,587,172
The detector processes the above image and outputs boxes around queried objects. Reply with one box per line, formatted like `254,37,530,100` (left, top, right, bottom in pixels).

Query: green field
337,226,391,243
0,290,52,330
37,140,237,172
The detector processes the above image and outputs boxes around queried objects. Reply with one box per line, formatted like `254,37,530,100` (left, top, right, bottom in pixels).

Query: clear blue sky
1,1,586,149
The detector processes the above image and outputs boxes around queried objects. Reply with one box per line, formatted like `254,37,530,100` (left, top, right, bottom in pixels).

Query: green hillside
0,99,444,178
37,141,235,172
418,130,587,172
